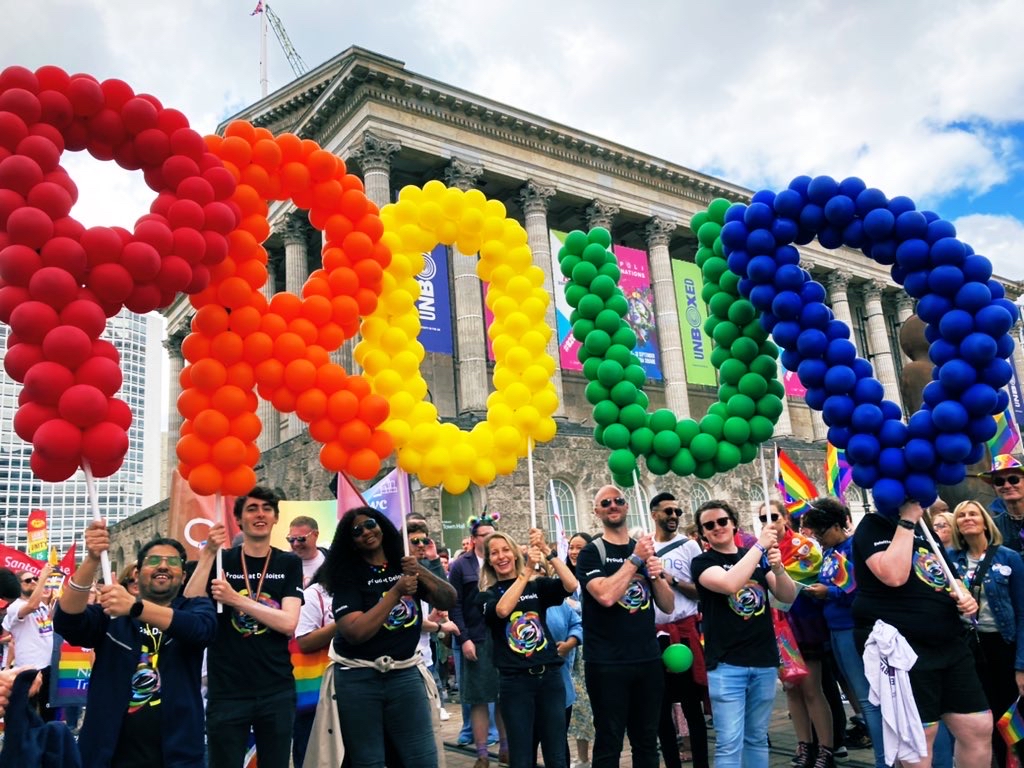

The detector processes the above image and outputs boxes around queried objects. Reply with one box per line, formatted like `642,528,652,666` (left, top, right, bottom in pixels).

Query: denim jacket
953,545,1024,670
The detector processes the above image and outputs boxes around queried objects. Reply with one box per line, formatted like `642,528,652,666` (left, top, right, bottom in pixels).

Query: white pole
919,521,966,600
632,468,647,534
214,491,224,613
528,439,537,530
756,444,772,537
80,460,113,585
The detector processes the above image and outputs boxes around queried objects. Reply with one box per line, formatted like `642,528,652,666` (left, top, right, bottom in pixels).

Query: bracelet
754,543,768,555
545,551,557,561
897,519,917,531
66,578,93,593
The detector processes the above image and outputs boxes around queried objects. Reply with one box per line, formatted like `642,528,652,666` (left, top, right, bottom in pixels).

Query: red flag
250,0,263,14
167,469,239,561
336,472,368,519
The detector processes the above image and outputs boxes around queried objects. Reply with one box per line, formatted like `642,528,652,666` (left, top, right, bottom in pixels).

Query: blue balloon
848,434,881,464
796,329,829,358
825,339,857,367
903,270,930,298
994,298,1021,323
935,433,972,462
800,302,832,330
904,474,938,506
905,438,936,470
774,244,800,266
772,217,799,245
918,294,953,326
724,203,747,224
996,389,1011,412
824,195,856,227
799,204,825,232
780,347,801,371
922,380,951,408
794,229,816,246
852,403,885,432
872,478,907,515
852,462,880,488
774,189,805,219
963,254,994,283
959,333,998,367
955,282,993,313
748,284,777,312
967,416,998,443
938,359,977,393
746,255,776,283
842,219,866,249
863,208,896,240
997,334,1015,360
927,265,966,297
807,176,839,206
720,221,749,251
825,320,851,341
926,219,957,243
827,426,851,448
965,443,986,465
805,386,827,411
981,358,1013,389
868,240,897,265
896,239,931,271
987,279,1005,300
772,291,804,320
935,462,967,486
853,377,885,404
727,250,750,277
824,365,857,394
797,358,828,388
744,203,775,230
880,400,904,421
751,189,776,207
856,187,888,215
975,305,1013,337
775,264,806,291
878,447,908,479
932,401,969,432
891,264,909,285
800,280,826,305
839,177,867,199
887,195,917,217
938,309,974,342
852,358,875,381
788,175,812,195
925,324,942,344
929,237,966,266
922,210,940,223
818,226,844,249
823,395,856,426
878,419,910,448
746,228,776,256
908,410,936,439
773,320,802,349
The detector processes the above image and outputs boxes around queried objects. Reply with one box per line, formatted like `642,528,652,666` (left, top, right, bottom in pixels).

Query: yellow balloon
443,474,471,495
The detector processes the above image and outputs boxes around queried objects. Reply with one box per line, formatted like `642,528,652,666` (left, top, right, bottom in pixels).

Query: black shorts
908,641,989,723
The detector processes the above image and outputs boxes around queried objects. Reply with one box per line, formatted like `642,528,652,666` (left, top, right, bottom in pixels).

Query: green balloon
584,329,612,356
700,280,720,305
646,453,671,475
699,414,725,441
708,401,728,419
593,400,620,426
564,230,589,254
639,410,668,436
611,326,638,349
583,356,602,381
738,372,769,400
612,471,634,488
610,380,639,407
593,425,605,445
703,256,729,284
712,237,725,258
577,293,604,320
712,320,740,348
624,364,647,388
595,308,623,335
572,318,595,342
603,423,631,450
719,358,746,386
690,433,718,462
707,292,734,320
730,336,760,363
635,390,650,410
588,227,612,248
707,198,733,223
690,211,709,235
565,284,587,308
585,380,609,405
675,419,699,447
714,441,742,472
718,383,739,403
590,274,617,300
583,242,609,266
597,262,621,282
709,345,731,370
725,394,756,420
727,299,756,326
694,460,717,479
560,254,581,279
597,359,625,387
748,354,778,380
653,429,682,458
605,343,633,367
722,417,751,445
739,442,759,463
629,427,655,455
704,315,722,337
767,379,785,399
749,415,775,443
571,260,597,287
608,449,637,476
604,294,628,317
695,246,716,269
662,643,694,673
670,448,697,476
576,345,591,364
718,269,740,295
618,404,648,432
756,394,784,420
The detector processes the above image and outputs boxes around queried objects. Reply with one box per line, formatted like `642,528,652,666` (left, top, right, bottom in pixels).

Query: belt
527,664,548,676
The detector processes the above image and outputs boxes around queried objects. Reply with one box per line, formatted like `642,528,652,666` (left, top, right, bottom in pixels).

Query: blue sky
6,0,1023,281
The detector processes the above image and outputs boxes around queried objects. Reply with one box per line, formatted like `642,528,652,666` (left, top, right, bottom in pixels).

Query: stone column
349,131,400,210
824,270,856,342
895,295,916,364
862,280,904,409
445,158,488,415
644,217,690,419
163,328,187,442
280,215,310,438
518,180,565,418
258,252,281,451
585,200,619,232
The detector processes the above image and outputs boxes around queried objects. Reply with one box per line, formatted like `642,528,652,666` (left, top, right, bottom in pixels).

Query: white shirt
2,597,54,669
301,550,326,588
296,582,332,638
654,536,702,623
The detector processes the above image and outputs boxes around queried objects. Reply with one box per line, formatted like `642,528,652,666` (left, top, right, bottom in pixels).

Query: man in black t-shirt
577,485,674,768
184,486,304,768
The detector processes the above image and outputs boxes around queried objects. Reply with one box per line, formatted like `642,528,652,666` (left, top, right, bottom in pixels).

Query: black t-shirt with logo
576,539,660,664
852,513,961,650
692,547,779,670
479,576,572,671
206,546,304,699
332,560,430,661
110,623,164,768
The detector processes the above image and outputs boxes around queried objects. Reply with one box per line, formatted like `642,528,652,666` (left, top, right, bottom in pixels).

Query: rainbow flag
998,697,1024,747
825,442,853,503
50,642,91,707
289,638,329,713
778,531,822,584
777,447,818,517
989,408,1022,459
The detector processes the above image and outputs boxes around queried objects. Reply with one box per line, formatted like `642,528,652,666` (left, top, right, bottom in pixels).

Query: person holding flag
2,564,57,721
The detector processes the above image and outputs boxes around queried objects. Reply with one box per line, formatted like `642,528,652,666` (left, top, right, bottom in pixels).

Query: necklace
240,549,272,603
369,561,388,574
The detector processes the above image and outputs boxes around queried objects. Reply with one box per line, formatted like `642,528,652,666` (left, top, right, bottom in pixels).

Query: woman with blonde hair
931,512,956,551
951,499,1024,768
479,529,578,768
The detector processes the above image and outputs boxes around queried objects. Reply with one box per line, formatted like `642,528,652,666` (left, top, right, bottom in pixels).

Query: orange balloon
176,433,210,466
339,419,371,450
317,322,345,350
273,332,305,363
307,149,339,182
270,387,296,413
177,388,210,420
242,331,274,365
319,442,349,472
305,345,330,368
193,409,230,442
302,277,331,300
309,417,338,443
288,318,318,345
225,362,256,390
211,384,249,417
295,388,328,421
316,364,347,394
181,333,211,363
269,292,301,322
233,185,266,217
346,376,371,400
193,305,229,336
239,165,271,198
187,463,223,496
189,358,228,390
222,465,257,496
252,138,282,170
284,359,317,393
349,448,381,480
244,443,260,467
280,162,310,195
219,136,253,168
254,358,284,389
224,120,257,143
312,180,343,210
211,331,244,365
228,305,262,336
344,232,375,263
322,246,349,271
300,294,332,325
259,313,287,339
179,365,193,390
276,133,304,162
358,393,390,427
211,435,247,470
218,277,253,309
230,412,262,443
324,214,353,244
368,429,394,458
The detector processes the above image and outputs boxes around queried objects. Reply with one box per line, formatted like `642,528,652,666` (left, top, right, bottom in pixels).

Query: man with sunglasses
2,564,57,721
984,455,1024,553
286,515,324,587
576,486,675,768
55,522,217,768
649,492,709,768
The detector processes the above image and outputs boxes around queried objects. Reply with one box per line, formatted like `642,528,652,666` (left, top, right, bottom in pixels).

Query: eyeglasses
21,577,38,584
124,579,137,585
659,507,684,517
410,537,431,547
994,475,1023,487
352,518,380,537
599,497,627,509
701,517,732,531
759,512,781,522
932,522,951,530
286,535,308,544
143,555,183,568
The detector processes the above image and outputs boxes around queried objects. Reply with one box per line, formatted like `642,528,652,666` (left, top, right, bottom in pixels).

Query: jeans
831,628,887,768
207,688,295,768
585,659,664,768
706,663,777,768
498,667,567,768
453,644,498,744
333,665,438,768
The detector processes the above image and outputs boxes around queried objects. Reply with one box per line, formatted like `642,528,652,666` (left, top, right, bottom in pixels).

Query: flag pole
528,439,537,530
632,468,647,535
756,444,772,538
214,491,224,613
919,517,966,601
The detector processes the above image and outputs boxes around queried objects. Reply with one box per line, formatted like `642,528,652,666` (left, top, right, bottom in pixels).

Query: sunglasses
599,497,627,509
143,555,183,568
124,579,137,585
994,475,1023,487
659,507,684,517
758,512,781,523
410,537,431,547
352,518,380,537
701,516,732,531
21,576,38,584
285,535,308,544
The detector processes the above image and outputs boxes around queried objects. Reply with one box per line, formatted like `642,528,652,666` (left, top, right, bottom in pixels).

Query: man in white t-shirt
287,516,325,587
2,565,57,721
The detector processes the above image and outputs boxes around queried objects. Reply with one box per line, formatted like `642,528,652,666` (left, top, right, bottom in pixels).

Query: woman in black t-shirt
851,500,990,768
479,529,578,768
319,506,455,768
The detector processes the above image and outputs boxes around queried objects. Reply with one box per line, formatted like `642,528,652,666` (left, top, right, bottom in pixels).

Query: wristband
545,551,557,561
897,519,917,531
66,578,92,593
628,554,645,569
754,543,768,555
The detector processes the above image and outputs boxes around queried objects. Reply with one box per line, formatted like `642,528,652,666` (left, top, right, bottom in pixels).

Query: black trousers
585,659,664,768
657,635,709,768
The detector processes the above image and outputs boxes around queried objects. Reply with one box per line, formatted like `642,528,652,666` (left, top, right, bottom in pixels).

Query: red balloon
135,128,170,166
34,65,70,91
58,383,108,427
0,88,42,125
3,341,44,381
26,181,73,219
0,243,42,285
67,76,104,117
23,360,75,405
16,135,60,173
87,109,127,147
30,451,79,483
100,78,134,110
120,97,159,135
42,325,93,368
177,177,215,207
169,127,207,161
87,262,134,305
168,198,205,229
9,300,59,343
36,90,73,131
105,397,132,430
81,421,128,464
79,226,123,266
0,66,39,94
34,418,84,461
134,218,173,255
157,256,193,293
13,401,57,441
6,206,54,249
0,112,28,152
28,266,79,309
40,237,87,280
91,339,120,363
84,456,124,478
74,356,122,397
0,189,25,228
120,241,161,281
124,282,162,313
60,299,107,338
0,154,44,195
0,284,29,323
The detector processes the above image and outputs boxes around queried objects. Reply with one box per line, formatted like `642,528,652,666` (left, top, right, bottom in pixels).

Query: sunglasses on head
600,497,627,509
659,507,684,517
143,555,183,568
285,535,308,544
701,516,731,531
410,536,431,547
994,475,1023,487
352,518,380,537
759,512,781,522
21,576,38,584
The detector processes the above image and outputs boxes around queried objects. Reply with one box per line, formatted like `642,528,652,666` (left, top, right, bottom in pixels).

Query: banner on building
1008,363,1024,431
670,259,716,386
612,244,662,381
25,509,48,559
415,244,453,355
783,370,807,398
550,230,581,373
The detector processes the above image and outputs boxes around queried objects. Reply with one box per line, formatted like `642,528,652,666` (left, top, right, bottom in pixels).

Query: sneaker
438,707,450,721
833,746,849,762
792,742,816,768
812,745,835,768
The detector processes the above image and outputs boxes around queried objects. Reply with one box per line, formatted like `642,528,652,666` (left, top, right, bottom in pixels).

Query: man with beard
54,523,217,768
984,455,1024,553
576,486,674,768
286,515,325,588
650,492,709,768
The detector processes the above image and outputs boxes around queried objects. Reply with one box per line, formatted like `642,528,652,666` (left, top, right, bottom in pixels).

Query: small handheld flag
777,447,818,518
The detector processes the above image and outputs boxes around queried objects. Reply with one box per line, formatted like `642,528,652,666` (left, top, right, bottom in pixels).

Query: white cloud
952,214,1024,283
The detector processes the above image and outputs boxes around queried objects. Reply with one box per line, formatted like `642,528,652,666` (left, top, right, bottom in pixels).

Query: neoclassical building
130,46,1024,556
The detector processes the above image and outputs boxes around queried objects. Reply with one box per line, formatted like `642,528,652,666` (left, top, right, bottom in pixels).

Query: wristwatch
628,554,645,569
545,551,557,561
129,598,144,618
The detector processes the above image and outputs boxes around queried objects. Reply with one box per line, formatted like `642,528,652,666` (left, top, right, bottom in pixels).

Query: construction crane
252,1,308,97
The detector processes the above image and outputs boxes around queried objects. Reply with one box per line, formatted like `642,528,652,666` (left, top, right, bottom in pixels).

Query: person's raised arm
646,552,675,613
59,521,106,616
404,555,456,610
17,564,53,619
494,548,544,619
528,528,578,595
697,527,778,595
765,545,799,603
864,501,921,588
182,522,226,598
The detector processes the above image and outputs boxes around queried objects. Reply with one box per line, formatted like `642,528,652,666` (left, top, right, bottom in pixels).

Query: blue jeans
499,667,567,768
706,664,777,768
831,629,888,768
453,644,498,744
207,688,295,768
334,666,437,768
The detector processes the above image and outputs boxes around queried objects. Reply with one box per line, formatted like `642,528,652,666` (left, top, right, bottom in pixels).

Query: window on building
626,484,650,532
440,487,479,551
544,479,578,541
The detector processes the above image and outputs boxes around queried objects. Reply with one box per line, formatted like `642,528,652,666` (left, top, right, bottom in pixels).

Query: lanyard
240,550,272,603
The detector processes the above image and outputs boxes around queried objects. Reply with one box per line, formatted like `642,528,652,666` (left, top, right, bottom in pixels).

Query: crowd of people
1,452,1023,768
